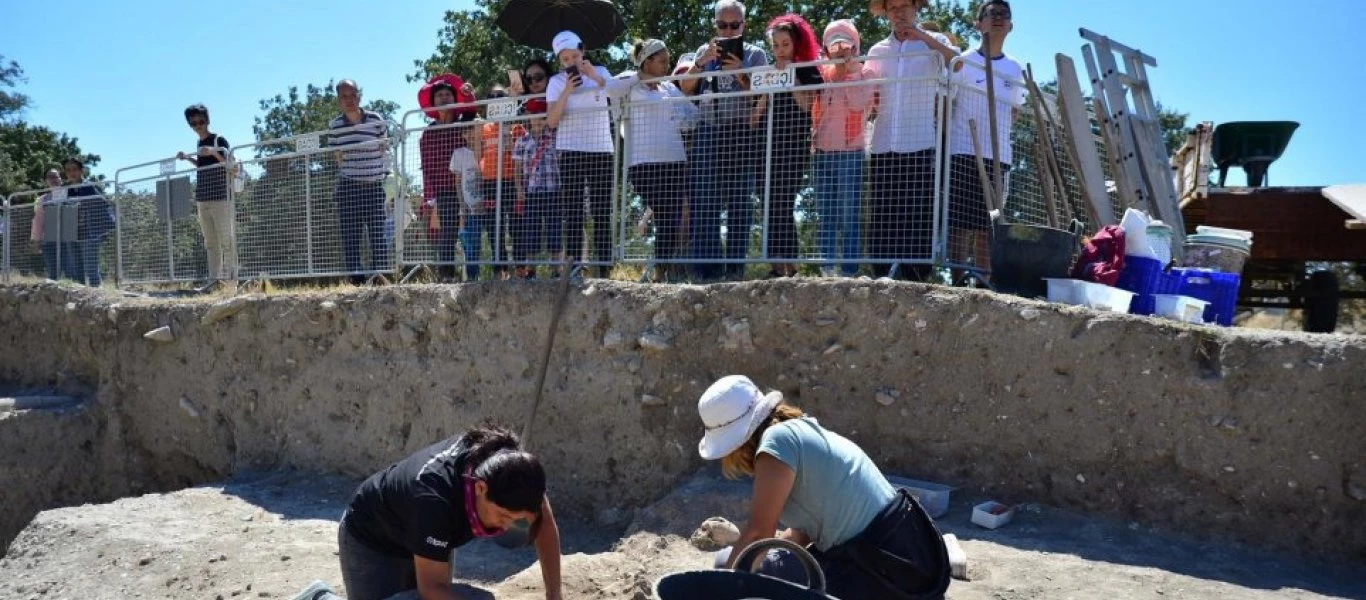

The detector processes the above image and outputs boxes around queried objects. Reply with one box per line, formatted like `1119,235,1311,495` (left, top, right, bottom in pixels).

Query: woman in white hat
697,375,951,598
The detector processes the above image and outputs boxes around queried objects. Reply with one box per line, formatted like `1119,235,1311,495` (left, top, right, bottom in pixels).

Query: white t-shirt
620,79,697,167
448,147,483,210
949,50,1026,163
864,31,952,154
546,66,615,154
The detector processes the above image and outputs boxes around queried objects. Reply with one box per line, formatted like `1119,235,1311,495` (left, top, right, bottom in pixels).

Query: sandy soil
1,469,1361,600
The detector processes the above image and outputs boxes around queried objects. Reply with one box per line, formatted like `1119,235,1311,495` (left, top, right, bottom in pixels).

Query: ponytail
463,424,546,515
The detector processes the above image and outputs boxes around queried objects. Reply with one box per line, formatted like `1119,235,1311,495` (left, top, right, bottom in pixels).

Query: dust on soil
1,469,1361,600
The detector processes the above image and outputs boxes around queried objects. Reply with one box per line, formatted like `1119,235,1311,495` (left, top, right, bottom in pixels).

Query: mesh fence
229,122,399,283
113,159,216,285
615,51,946,281
5,184,117,286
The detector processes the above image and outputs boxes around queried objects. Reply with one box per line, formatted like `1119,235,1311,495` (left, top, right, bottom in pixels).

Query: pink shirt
813,63,875,152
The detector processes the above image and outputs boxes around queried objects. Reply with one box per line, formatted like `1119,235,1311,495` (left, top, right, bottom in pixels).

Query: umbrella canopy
495,0,626,51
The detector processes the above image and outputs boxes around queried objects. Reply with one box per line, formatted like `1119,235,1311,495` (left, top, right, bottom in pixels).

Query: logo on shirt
426,536,449,548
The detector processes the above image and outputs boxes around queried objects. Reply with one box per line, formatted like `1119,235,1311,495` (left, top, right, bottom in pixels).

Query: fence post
114,179,125,286
2,195,9,283
932,54,953,266
760,88,776,264
305,158,315,275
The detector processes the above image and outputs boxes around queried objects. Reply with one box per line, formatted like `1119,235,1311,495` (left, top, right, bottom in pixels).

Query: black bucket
989,222,1080,298
655,539,836,600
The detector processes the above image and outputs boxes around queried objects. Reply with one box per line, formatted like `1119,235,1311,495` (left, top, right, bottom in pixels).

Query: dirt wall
0,281,1362,559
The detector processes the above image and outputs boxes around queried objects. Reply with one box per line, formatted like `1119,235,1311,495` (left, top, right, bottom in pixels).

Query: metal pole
114,183,124,285
1,197,9,283
495,122,505,267
760,88,775,263
164,176,176,280
305,159,315,275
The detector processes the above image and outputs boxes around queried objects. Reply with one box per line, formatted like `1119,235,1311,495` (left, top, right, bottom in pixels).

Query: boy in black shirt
177,103,236,283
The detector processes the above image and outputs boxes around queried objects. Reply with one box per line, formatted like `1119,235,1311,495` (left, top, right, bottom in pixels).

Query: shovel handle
733,538,827,593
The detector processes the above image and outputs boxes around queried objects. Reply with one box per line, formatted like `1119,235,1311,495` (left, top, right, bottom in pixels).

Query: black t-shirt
195,134,231,202
344,435,475,560
770,65,824,145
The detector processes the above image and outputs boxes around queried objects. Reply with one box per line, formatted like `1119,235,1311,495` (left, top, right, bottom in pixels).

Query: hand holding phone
507,70,524,95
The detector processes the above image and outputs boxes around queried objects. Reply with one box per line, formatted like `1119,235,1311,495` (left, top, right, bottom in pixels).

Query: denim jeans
336,177,389,274
689,123,757,280
459,211,496,280
814,151,865,276
41,241,63,280
76,239,102,287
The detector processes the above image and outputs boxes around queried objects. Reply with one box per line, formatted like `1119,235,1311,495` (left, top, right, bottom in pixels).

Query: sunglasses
526,73,547,83
486,92,508,100
187,119,207,126
981,7,1011,19
715,20,743,30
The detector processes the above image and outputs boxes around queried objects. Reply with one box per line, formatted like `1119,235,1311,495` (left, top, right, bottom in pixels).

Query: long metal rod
521,257,575,447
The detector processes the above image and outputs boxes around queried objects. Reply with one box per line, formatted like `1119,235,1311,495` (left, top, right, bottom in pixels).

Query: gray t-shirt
758,417,896,551
691,42,769,125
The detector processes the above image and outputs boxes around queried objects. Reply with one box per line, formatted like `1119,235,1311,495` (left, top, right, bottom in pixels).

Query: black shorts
948,154,1010,232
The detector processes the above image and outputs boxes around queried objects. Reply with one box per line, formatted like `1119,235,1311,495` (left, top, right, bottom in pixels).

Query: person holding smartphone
546,30,617,277
177,103,236,284
679,0,770,281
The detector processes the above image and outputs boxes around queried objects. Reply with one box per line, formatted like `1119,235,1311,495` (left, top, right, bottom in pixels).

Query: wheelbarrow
654,538,837,600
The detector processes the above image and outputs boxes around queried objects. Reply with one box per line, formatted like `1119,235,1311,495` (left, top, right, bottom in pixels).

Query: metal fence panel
114,158,212,286
6,185,116,285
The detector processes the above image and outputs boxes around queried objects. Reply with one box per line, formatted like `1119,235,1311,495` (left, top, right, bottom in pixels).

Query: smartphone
717,36,744,63
507,69,523,90
565,64,580,80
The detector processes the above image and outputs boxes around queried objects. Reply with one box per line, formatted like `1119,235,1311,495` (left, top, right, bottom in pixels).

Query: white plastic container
1044,278,1079,305
887,476,952,519
971,501,1015,529
1073,281,1136,312
1152,294,1209,324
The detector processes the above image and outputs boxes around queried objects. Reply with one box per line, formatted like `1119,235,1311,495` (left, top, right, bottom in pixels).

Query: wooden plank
1196,189,1366,261
1322,184,1366,222
1347,220,1365,230
1055,54,1113,225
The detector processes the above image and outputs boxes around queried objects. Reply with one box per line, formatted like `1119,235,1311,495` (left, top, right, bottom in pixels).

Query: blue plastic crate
1172,268,1240,326
1117,256,1163,295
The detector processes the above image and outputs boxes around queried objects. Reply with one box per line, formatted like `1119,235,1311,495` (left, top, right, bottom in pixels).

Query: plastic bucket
990,223,1080,298
1182,230,1252,275
655,539,833,600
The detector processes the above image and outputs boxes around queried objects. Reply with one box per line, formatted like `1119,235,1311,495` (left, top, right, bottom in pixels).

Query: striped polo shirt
329,110,390,181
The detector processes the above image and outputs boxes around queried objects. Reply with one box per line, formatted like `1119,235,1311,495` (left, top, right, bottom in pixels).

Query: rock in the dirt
689,517,740,551
201,295,257,325
143,326,175,343
639,332,674,352
875,390,898,406
719,317,755,353
640,394,666,407
943,533,968,580
602,330,627,350
179,397,201,419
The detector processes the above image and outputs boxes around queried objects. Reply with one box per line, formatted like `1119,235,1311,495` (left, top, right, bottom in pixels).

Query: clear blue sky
5,0,1361,186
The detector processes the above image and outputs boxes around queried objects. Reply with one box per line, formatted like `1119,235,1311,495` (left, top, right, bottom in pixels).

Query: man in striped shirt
329,79,391,280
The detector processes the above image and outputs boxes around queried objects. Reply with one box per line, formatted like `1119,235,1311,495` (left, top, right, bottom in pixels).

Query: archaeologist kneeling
697,375,951,599
292,425,562,600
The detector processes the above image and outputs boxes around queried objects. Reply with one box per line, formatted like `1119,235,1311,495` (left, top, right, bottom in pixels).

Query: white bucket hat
697,375,784,460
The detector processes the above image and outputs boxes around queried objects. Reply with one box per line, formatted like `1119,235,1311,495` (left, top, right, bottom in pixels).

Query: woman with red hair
751,13,823,277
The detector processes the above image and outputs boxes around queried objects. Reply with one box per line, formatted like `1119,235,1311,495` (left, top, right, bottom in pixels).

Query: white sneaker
289,580,335,600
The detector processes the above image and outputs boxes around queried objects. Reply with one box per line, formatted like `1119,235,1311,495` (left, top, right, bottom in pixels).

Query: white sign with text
751,66,796,91
487,99,519,120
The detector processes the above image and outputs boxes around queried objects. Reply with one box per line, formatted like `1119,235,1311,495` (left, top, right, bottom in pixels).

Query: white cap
552,31,583,56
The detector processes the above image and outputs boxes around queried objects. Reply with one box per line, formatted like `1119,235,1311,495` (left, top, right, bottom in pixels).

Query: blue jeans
459,211,495,280
75,239,102,286
690,123,758,280
41,241,80,281
814,151,865,276
336,177,389,274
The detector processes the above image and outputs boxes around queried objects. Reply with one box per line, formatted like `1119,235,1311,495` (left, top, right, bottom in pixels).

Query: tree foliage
252,80,399,154
0,55,100,198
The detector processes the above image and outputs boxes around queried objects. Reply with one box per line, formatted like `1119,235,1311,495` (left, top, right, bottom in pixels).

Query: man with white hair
679,0,770,281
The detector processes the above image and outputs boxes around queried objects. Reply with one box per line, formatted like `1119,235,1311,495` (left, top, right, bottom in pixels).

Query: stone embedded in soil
689,517,740,551
638,332,673,352
143,326,175,343
602,330,627,350
719,317,755,353
876,390,898,406
201,295,257,325
640,394,666,407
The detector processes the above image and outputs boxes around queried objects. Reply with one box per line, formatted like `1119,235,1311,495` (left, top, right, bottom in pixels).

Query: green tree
0,56,101,198
252,80,400,154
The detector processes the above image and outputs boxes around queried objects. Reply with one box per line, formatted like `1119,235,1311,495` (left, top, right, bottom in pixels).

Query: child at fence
177,103,236,283
512,98,562,279
451,123,492,281
813,19,875,278
749,14,823,279
947,0,1025,279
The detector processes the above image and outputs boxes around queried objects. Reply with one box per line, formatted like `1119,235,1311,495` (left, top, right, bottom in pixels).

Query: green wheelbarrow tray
654,538,838,600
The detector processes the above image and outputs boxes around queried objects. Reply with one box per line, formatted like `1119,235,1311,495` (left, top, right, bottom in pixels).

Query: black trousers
557,150,614,267
629,162,688,262
868,150,936,280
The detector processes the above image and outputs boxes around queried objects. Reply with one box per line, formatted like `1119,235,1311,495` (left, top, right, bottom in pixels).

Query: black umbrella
494,0,627,51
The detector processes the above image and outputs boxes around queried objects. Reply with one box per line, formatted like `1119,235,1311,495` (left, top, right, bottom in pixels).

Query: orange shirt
480,122,524,181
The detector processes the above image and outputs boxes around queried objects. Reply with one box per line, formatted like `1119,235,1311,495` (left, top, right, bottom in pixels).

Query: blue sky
5,0,1360,186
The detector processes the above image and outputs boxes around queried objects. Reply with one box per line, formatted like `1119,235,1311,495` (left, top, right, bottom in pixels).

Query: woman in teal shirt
697,375,951,599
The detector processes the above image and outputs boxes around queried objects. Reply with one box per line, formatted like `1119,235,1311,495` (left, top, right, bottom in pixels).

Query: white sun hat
697,375,784,460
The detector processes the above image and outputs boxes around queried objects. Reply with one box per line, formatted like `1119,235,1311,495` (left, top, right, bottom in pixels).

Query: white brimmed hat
697,375,784,460
552,31,583,56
